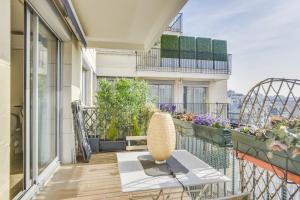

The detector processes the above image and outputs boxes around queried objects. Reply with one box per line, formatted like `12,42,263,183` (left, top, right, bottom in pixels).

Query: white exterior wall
96,50,136,77
208,80,228,103
96,50,229,104
62,39,97,164
82,48,97,106
61,37,82,164
0,0,10,199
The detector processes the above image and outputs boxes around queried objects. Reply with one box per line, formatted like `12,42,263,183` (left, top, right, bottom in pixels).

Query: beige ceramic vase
147,112,176,163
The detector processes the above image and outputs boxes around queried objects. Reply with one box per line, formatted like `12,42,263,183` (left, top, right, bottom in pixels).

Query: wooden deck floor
34,153,188,200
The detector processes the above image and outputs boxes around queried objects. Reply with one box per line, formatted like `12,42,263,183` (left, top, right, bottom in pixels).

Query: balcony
34,78,300,200
136,48,232,74
166,13,183,33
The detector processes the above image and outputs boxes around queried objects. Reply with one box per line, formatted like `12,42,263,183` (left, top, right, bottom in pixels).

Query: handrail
136,48,232,74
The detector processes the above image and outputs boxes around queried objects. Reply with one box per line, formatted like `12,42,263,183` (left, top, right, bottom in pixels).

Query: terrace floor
34,152,189,200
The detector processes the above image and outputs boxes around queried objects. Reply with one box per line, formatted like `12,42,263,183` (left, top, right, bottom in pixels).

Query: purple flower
194,115,214,126
159,104,176,113
194,114,230,128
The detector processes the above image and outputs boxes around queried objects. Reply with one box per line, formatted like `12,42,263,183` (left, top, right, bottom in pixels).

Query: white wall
208,80,228,103
0,0,10,199
96,50,136,77
82,48,97,106
137,71,229,80
61,37,82,164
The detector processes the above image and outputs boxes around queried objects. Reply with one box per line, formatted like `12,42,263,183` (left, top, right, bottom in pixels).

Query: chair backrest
126,136,147,151
71,101,92,161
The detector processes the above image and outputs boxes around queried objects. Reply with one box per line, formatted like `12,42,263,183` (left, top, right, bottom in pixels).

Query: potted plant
172,112,195,136
193,115,232,147
96,78,153,151
232,116,300,175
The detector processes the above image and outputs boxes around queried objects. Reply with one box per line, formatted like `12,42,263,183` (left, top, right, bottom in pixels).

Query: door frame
20,3,62,199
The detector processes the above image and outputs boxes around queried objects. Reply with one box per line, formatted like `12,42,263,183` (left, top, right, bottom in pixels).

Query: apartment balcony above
165,13,183,33
136,47,232,75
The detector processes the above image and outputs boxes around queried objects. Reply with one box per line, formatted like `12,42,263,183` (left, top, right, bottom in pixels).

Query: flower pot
99,140,126,152
172,118,194,136
88,137,100,153
193,124,232,147
232,131,300,176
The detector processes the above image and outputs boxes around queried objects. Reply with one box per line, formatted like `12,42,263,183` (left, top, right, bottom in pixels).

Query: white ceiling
70,0,187,50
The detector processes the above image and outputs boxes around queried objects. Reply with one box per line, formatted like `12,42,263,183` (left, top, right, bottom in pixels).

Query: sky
180,0,300,95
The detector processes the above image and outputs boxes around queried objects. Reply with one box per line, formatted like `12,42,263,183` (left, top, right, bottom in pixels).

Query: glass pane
38,22,57,173
184,86,207,114
149,85,159,103
194,87,207,114
186,86,194,113
10,2,25,197
159,85,172,103
10,37,24,200
81,69,87,104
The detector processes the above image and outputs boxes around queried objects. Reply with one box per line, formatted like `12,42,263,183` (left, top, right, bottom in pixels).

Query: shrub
95,78,153,140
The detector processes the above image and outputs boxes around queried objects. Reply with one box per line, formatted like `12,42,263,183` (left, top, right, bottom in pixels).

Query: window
81,68,88,104
149,84,173,103
184,86,207,114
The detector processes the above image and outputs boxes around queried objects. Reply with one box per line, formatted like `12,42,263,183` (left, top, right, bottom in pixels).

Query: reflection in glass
149,84,173,103
38,22,57,173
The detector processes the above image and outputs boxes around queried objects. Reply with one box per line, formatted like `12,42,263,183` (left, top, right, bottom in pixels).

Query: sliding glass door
23,4,61,192
37,21,58,173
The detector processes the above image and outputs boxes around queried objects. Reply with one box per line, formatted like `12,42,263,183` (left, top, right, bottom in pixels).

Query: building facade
96,14,231,116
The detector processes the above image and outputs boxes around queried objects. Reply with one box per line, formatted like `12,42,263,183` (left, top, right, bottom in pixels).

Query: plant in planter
95,78,153,151
172,113,196,136
160,103,176,114
172,113,232,147
193,115,232,147
232,116,300,175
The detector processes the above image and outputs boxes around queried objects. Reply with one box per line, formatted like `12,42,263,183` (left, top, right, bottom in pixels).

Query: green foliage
179,36,196,59
196,37,212,60
95,79,115,138
212,40,227,61
132,115,141,136
107,116,118,140
95,78,153,140
161,34,179,58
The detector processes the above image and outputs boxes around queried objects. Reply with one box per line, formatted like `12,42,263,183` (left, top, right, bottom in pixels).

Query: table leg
185,184,210,200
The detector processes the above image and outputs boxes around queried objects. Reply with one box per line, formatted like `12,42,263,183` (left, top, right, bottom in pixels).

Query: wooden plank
126,136,147,141
126,145,148,151
34,153,189,200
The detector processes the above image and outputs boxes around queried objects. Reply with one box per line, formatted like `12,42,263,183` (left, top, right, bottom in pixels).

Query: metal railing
82,102,300,199
175,124,240,198
166,13,183,33
136,48,232,74
158,103,229,119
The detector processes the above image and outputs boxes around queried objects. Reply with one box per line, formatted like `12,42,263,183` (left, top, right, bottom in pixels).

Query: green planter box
232,131,300,176
193,124,232,147
161,34,179,58
212,39,227,61
179,36,196,59
196,37,212,60
173,118,194,136
173,118,232,147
